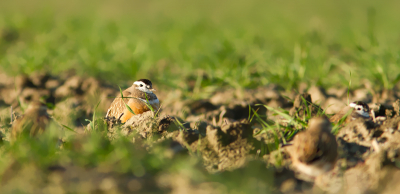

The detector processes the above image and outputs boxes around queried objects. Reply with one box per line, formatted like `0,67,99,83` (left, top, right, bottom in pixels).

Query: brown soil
1,71,400,193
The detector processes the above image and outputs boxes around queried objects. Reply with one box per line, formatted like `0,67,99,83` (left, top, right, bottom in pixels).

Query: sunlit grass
0,0,399,95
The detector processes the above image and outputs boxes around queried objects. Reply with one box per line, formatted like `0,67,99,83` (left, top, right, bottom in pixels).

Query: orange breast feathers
119,98,159,123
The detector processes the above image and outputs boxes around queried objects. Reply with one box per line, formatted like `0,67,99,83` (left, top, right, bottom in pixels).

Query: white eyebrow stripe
134,81,145,86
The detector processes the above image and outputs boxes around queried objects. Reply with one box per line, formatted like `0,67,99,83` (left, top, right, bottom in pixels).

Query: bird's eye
357,107,361,111
140,84,143,87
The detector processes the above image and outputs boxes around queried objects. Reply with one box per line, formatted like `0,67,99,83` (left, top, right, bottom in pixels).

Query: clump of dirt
110,111,265,173
120,111,177,139
201,121,256,171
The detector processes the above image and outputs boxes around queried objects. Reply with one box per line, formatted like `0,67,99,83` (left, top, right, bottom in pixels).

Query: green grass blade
251,108,269,129
154,103,162,118
85,119,94,131
144,93,155,112
347,71,352,105
119,86,135,115
248,106,259,123
91,100,101,131
332,108,353,134
390,74,400,88
248,105,251,121
258,104,307,127
174,118,187,132
62,124,77,133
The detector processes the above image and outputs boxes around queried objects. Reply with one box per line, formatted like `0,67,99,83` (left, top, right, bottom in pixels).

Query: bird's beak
150,88,156,92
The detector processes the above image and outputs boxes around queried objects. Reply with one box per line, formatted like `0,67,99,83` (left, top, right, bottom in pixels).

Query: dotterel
329,101,370,123
106,79,160,123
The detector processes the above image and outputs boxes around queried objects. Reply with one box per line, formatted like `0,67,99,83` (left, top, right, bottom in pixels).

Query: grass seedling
193,71,204,98
347,71,352,105
302,96,311,120
174,118,187,132
250,107,280,153
119,86,136,116
61,124,77,133
255,101,328,146
154,104,162,118
331,108,353,134
85,101,101,132
144,93,162,118
144,93,155,112
248,104,259,123
259,104,307,128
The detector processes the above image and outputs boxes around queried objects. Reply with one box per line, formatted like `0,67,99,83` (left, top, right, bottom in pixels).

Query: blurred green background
1,0,399,93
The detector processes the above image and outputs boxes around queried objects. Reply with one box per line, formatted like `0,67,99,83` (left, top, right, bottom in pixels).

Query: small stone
29,72,50,87
308,86,326,104
393,99,400,116
353,89,371,102
45,79,61,90
63,76,83,90
324,97,346,115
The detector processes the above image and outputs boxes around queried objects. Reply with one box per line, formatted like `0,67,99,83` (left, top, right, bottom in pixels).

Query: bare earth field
1,72,400,193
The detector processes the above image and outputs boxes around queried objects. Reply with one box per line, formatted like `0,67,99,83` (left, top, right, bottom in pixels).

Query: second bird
329,101,370,123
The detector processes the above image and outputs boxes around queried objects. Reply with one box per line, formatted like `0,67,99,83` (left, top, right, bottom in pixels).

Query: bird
329,101,370,123
287,116,338,178
106,79,160,123
12,101,51,139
